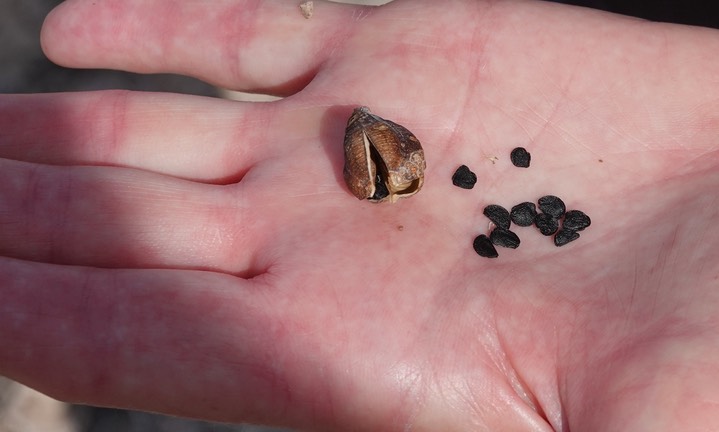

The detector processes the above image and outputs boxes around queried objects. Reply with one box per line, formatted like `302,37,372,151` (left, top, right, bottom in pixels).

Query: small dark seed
490,228,521,249
473,234,499,258
510,202,537,227
538,195,566,218
563,210,591,231
510,147,531,168
554,229,580,247
535,213,559,236
452,165,477,189
370,173,389,201
483,204,511,230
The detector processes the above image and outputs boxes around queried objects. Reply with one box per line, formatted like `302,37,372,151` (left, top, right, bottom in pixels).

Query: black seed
535,213,559,236
510,147,531,168
563,210,591,231
370,173,389,201
473,234,499,258
510,202,537,227
538,195,566,218
554,229,580,247
490,228,521,249
452,165,477,189
483,204,511,230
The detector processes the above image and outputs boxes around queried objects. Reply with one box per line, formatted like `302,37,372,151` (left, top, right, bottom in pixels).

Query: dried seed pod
343,106,426,203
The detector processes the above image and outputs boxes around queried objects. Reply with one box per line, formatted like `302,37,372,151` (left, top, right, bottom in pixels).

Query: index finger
41,0,364,95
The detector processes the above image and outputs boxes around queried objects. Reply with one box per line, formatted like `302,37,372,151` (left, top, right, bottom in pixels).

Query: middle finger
0,91,292,182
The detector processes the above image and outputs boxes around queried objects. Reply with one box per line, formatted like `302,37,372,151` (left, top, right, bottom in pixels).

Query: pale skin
1,0,718,430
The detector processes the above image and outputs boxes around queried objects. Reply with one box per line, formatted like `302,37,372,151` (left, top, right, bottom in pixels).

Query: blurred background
1,0,717,431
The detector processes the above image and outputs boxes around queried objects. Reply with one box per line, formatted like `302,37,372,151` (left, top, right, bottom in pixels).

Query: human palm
1,0,718,430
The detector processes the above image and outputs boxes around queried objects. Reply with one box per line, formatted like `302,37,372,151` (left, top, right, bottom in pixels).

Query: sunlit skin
1,0,719,430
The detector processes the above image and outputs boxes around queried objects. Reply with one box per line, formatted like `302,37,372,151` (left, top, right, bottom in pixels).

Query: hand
2,0,718,430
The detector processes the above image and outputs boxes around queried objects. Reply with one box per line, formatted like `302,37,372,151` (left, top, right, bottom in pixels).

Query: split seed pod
343,106,426,203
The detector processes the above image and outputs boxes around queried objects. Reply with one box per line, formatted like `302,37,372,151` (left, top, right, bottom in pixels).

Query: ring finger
0,157,272,276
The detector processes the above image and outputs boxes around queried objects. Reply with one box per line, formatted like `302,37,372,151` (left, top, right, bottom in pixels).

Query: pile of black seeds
471,198,591,258
451,148,592,259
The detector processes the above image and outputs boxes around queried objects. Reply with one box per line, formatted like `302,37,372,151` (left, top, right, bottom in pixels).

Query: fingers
0,258,419,430
0,259,296,426
41,0,361,94
0,158,269,275
0,91,280,182
0,91,346,274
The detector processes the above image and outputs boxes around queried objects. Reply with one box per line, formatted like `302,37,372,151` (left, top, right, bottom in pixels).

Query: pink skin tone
1,0,719,430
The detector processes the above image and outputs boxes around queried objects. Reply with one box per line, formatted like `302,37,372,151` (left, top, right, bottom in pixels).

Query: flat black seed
371,173,389,201
510,147,531,168
490,228,521,249
510,202,537,227
563,210,591,231
554,229,580,247
483,204,511,230
473,234,499,258
538,195,566,218
535,213,559,236
452,165,477,189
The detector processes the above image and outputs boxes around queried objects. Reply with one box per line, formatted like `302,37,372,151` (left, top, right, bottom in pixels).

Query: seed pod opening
343,106,426,203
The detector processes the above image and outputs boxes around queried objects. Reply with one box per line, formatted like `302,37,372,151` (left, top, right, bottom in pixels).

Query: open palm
2,0,718,430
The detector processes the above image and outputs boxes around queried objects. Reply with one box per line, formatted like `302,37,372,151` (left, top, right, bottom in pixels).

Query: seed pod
343,106,426,203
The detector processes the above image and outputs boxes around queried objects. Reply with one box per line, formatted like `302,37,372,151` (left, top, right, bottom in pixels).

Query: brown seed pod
343,106,426,203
